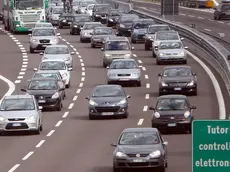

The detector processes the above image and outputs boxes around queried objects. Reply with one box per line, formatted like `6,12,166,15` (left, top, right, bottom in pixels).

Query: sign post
192,120,230,172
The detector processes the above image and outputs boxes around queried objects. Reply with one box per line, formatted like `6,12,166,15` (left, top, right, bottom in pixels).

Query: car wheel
113,166,120,172
122,112,128,118
214,15,217,20
152,51,156,58
103,61,107,68
137,81,141,87
56,102,62,111
183,60,187,64
59,25,63,29
34,125,41,135
156,59,161,65
66,81,70,88
89,114,95,120
91,43,95,48
40,124,43,132
159,90,163,96
145,44,150,50
30,47,35,53
131,38,136,43
80,38,84,43
70,30,73,35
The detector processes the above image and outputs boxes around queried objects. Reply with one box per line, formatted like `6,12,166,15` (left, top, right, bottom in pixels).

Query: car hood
26,90,57,96
0,110,36,118
162,76,193,83
105,50,132,55
31,36,56,40
43,54,70,60
90,96,125,105
134,28,147,34
108,68,140,74
81,29,94,34
157,49,185,54
92,34,113,39
156,110,187,115
117,145,161,154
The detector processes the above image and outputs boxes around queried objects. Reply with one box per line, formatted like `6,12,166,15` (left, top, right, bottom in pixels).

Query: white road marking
82,67,85,71
81,77,85,81
145,75,149,79
14,80,21,84
21,49,26,52
19,72,25,75
198,17,204,19
145,94,150,99
23,55,28,58
73,95,78,101
217,21,224,24
21,68,26,71
8,164,20,172
142,67,146,71
138,60,142,63
82,72,85,76
23,59,28,61
62,112,69,118
76,89,81,93
22,151,34,160
62,39,66,41
22,65,27,68
73,48,77,51
20,47,25,50
186,50,226,119
17,76,23,79
46,130,55,137
66,42,70,44
76,52,79,54
137,119,144,125
143,106,148,111
70,45,74,48
204,28,211,32
81,63,85,66
146,83,150,88
18,44,23,47
55,120,63,127
133,54,137,57
68,103,74,109
208,19,214,21
23,62,28,64
35,140,45,148
79,83,83,87
179,13,186,16
188,15,194,17
79,59,83,62
228,23,230,25
78,55,82,59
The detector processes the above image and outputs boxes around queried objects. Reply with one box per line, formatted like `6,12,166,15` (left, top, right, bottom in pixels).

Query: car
69,14,91,35
149,95,196,134
86,85,130,119
21,78,65,111
116,14,139,37
34,22,54,29
72,0,81,12
111,128,168,172
107,59,141,86
144,24,170,50
49,6,64,25
92,4,111,24
158,66,197,96
106,9,121,27
78,0,97,14
40,45,74,68
85,4,95,16
58,13,77,28
131,18,155,43
29,27,60,53
0,94,43,135
80,22,103,42
101,36,134,67
155,40,188,65
33,59,72,88
214,1,230,20
90,27,114,48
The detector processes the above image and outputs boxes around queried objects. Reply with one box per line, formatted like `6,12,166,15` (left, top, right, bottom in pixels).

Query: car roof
95,3,109,6
159,40,182,43
94,26,112,30
30,77,58,81
122,128,159,133
158,95,187,99
4,94,34,99
149,24,169,27
112,58,136,62
105,36,128,41
163,66,191,70
33,27,54,30
94,84,122,89
156,30,178,34
41,59,65,62
46,44,68,48
35,70,60,74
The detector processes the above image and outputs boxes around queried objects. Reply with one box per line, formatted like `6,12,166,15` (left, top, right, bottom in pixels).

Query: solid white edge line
8,164,20,172
186,50,226,119
0,75,15,103
22,151,34,160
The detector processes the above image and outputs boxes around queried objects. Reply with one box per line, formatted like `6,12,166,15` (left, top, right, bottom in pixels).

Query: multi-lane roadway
0,2,228,172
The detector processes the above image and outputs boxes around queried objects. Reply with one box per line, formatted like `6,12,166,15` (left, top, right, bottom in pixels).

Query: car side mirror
21,88,26,92
38,106,43,110
101,47,104,51
131,47,134,50
191,106,196,109
126,95,131,98
163,141,168,145
56,33,60,36
39,52,44,55
68,68,73,71
111,143,117,147
158,73,162,76
33,68,38,71
85,96,89,100
28,34,31,36
71,52,75,55
184,46,188,49
149,106,155,110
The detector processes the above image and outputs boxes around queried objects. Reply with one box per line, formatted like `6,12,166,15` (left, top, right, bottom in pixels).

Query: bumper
132,34,145,42
89,106,128,117
152,121,191,130
157,56,187,63
81,35,92,41
0,121,39,132
108,77,141,84
104,57,131,66
91,40,103,46
37,98,60,108
107,20,116,26
219,13,230,19
59,22,71,26
160,86,197,94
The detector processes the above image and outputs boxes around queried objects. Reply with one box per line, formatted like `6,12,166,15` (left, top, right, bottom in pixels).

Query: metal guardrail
98,0,230,94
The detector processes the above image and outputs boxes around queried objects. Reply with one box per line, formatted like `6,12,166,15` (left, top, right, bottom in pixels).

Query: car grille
111,54,125,57
117,74,131,76
23,23,35,28
5,123,29,130
21,14,39,22
35,95,52,100
158,115,185,122
39,40,50,43
168,82,188,87
95,106,120,113
127,154,149,157
8,118,25,121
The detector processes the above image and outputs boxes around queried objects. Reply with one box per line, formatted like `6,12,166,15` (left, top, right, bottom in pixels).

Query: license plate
42,45,48,47
133,159,145,162
119,78,129,81
12,123,21,127
102,112,114,115
174,88,182,90
38,100,46,103
68,22,71,24
168,123,177,127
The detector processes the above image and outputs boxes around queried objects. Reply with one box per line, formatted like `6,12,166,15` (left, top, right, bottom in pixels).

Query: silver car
50,6,64,25
40,45,74,68
29,28,60,53
155,40,188,65
0,95,43,135
107,59,141,86
80,22,103,42
101,36,134,67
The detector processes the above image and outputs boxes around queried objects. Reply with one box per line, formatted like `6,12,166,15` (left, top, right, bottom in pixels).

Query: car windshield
163,68,192,77
121,16,138,22
156,33,179,41
35,23,52,28
28,80,58,90
94,28,112,35
221,4,230,11
39,61,66,70
33,73,59,79
32,29,55,36
110,61,138,69
44,47,69,54
92,87,124,97
156,98,189,110
74,17,91,22
53,8,63,14
15,0,43,10
159,42,183,49
1,98,35,111
119,132,160,145
105,41,130,50
133,22,154,29
148,26,170,34
95,6,109,12
83,24,102,30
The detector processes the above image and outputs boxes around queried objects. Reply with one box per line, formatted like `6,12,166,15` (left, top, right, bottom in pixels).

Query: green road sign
192,120,230,172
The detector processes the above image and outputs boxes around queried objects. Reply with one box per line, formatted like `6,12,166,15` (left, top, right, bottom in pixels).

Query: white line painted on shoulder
68,103,74,109
145,75,149,79
62,112,69,118
73,95,78,101
146,83,150,88
22,151,34,160
145,94,150,99
8,164,20,172
137,119,144,125
46,130,55,137
143,106,148,111
55,120,63,127
35,140,45,148
76,89,81,94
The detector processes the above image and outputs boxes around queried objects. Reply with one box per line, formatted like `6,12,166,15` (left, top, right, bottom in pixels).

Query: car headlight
32,39,38,42
179,52,185,56
161,81,168,86
52,38,58,42
149,150,161,158
120,24,125,28
108,73,116,77
154,112,160,118
95,14,99,17
116,152,127,158
66,57,70,61
187,80,194,86
0,116,6,122
62,19,66,22
16,24,20,27
109,18,113,22
117,99,127,105
159,53,164,56
84,32,89,36
52,92,59,99
89,99,98,106
27,115,36,122
131,73,139,77
105,54,112,57
124,54,131,58
184,111,190,118
147,36,152,39
74,25,78,27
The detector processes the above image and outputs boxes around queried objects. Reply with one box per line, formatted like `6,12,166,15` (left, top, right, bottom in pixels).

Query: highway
0,2,227,172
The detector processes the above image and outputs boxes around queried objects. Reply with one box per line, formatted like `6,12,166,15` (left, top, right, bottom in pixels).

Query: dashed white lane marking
137,119,144,125
79,59,83,62
146,83,150,88
145,75,149,79
62,112,69,118
79,83,83,87
228,23,230,25
82,67,85,71
217,21,224,24
142,67,146,71
76,89,81,94
8,164,20,172
17,76,23,79
133,54,137,57
19,72,25,75
198,16,204,19
145,94,150,99
14,80,21,84
188,15,194,17
22,151,34,160
55,120,63,127
68,103,74,109
208,19,214,22
204,28,211,32
82,72,85,76
81,77,85,81
46,130,55,137
73,95,78,101
81,63,85,66
35,140,45,148
143,106,148,112
138,60,142,63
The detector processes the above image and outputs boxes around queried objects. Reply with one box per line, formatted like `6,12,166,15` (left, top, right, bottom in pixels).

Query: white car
33,59,72,88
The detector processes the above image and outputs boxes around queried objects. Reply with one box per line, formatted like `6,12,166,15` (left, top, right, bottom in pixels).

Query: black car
158,66,197,96
107,9,121,27
111,128,168,172
92,4,111,24
70,14,91,35
90,27,114,48
58,13,76,28
0,8,3,21
116,14,139,37
86,85,130,119
214,1,230,20
144,24,170,50
21,78,65,111
149,95,196,133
